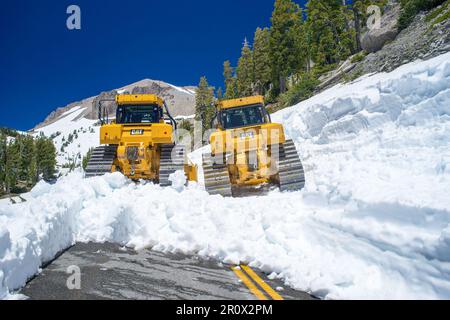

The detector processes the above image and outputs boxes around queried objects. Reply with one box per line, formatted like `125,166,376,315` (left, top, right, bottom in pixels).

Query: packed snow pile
2,52,450,299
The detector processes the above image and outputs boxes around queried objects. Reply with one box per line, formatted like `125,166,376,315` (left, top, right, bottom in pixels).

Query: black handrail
264,107,272,123
163,102,177,131
210,108,218,129
97,98,116,125
97,98,179,129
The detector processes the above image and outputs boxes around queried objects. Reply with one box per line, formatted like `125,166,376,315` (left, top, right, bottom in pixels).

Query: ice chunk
169,170,187,192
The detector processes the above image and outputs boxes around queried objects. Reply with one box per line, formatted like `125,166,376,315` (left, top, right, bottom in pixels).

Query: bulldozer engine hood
100,123,173,146
210,123,286,155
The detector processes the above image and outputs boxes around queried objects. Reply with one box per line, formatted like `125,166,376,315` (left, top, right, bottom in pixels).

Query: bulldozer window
116,105,161,124
219,104,266,129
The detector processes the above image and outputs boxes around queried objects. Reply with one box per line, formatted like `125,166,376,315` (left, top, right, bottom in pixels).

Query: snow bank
2,53,450,299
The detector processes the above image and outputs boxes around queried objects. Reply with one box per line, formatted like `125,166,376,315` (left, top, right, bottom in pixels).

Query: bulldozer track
203,154,233,197
85,145,118,178
159,144,186,187
278,139,305,192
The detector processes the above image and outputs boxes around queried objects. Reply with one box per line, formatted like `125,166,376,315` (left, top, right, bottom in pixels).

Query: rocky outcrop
356,7,450,75
318,2,450,92
34,79,196,130
361,2,401,53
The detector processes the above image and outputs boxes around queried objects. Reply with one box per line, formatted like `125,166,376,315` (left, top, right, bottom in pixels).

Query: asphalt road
21,242,315,300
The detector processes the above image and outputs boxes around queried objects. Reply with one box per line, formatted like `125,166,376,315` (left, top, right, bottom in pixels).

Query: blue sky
0,0,307,130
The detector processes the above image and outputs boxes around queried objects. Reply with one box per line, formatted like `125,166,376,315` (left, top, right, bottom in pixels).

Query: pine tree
194,77,215,135
179,120,193,133
253,27,272,95
5,140,20,193
306,0,355,67
216,87,224,101
82,149,93,171
0,133,7,194
17,135,36,186
269,0,305,94
223,60,238,99
236,38,254,97
353,0,368,51
35,137,57,181
398,0,446,30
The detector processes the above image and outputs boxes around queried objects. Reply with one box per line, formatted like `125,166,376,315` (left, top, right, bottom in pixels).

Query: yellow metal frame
98,94,197,182
100,123,173,146
116,94,164,106
217,95,264,110
210,95,286,186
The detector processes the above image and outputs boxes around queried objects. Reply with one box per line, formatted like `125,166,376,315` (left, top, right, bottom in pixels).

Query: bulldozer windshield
116,104,162,124
219,104,267,130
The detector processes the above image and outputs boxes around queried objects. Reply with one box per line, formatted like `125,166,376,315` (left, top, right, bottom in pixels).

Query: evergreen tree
17,135,36,186
35,137,57,181
352,0,372,52
236,38,254,97
82,148,93,171
194,77,215,135
0,133,7,193
253,27,272,95
306,0,355,67
216,87,223,101
179,120,194,133
269,0,305,94
5,140,20,193
223,60,238,99
0,133,57,194
398,0,446,30
0,128,18,138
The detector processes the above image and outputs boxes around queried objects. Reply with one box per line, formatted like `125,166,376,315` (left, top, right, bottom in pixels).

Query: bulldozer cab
116,104,162,124
89,93,197,184
215,96,271,130
204,95,305,197
98,94,177,129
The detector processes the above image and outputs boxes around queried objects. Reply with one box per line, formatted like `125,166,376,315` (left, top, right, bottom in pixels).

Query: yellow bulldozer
203,95,305,197
85,94,197,186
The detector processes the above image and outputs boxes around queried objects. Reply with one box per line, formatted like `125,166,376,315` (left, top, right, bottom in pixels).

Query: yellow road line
231,267,268,300
241,265,284,301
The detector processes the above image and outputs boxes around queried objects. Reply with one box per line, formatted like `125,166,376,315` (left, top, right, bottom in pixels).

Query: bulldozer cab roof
217,96,264,110
116,94,164,107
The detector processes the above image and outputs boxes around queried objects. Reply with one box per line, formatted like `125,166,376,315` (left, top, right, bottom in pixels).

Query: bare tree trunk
279,76,287,93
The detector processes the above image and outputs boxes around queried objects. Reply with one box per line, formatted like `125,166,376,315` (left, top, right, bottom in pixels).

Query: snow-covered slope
33,106,99,167
31,79,197,168
2,53,450,299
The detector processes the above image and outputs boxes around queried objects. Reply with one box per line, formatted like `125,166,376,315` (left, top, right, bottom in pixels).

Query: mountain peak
33,79,197,130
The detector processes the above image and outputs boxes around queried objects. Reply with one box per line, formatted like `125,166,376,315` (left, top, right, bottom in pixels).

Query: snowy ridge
167,83,195,96
33,106,99,168
31,79,197,169
2,53,450,299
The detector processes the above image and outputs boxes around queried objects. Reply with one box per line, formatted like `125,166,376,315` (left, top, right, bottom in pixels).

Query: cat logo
130,129,144,135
